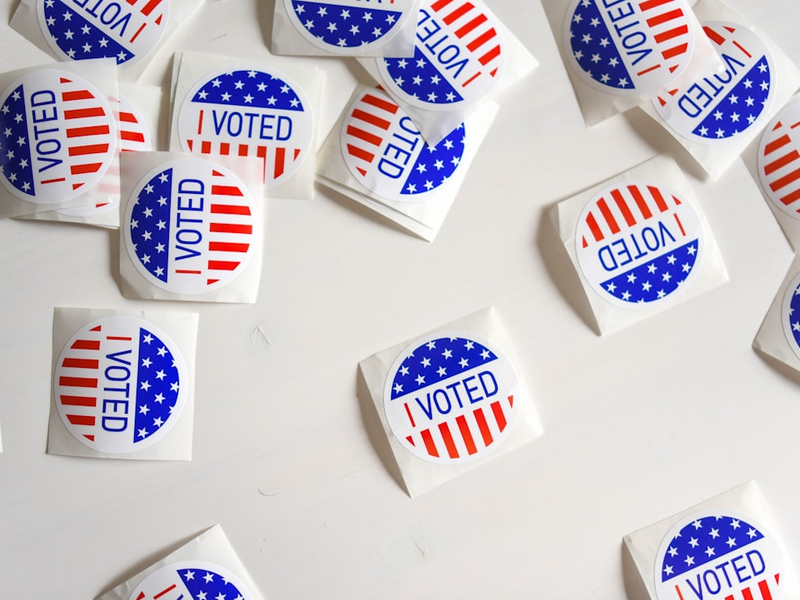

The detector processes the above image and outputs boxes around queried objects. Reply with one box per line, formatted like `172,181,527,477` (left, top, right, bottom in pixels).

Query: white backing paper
753,254,800,373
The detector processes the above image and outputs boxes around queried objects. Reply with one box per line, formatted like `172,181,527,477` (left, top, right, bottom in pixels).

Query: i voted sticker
654,22,774,143
378,0,505,110
576,181,703,308
37,0,169,66
654,510,783,600
54,315,188,454
780,271,800,361
130,561,255,600
284,0,414,55
123,156,257,294
564,0,696,95
758,98,800,218
0,69,116,204
384,331,520,464
341,86,465,201
178,68,313,188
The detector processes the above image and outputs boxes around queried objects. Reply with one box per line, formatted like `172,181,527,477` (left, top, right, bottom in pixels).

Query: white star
138,428,148,439
140,380,151,391
139,404,150,415
415,375,425,385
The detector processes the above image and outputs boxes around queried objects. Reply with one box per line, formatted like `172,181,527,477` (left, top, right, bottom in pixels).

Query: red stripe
467,27,496,52
648,186,669,212
473,407,493,445
479,45,501,66
759,579,773,600
442,2,473,25
673,212,686,237
646,8,683,27
346,125,383,147
64,107,106,120
60,395,97,407
361,93,399,115
662,43,688,60
62,357,99,369
655,24,688,44
59,376,98,388
121,131,146,143
140,0,161,16
438,422,460,458
742,587,754,600
765,134,792,155
175,269,202,274
456,415,478,455
431,0,455,11
119,111,137,123
129,22,147,43
770,168,800,192
639,0,672,10
421,429,439,457
197,109,204,135
208,260,240,271
781,187,800,206
106,336,132,341
210,185,243,197
455,13,487,38
220,142,230,155
153,585,177,600
703,25,726,45
257,146,267,159
674,585,686,600
404,403,416,427
238,144,248,157
347,144,375,163
61,90,94,102
629,186,653,219
638,64,662,76
66,125,110,138
210,223,252,234
491,400,507,432
211,203,250,215
586,212,604,242
208,241,249,253
611,188,636,227
71,339,100,350
67,414,95,426
733,40,752,59
70,163,102,175
42,177,66,184
596,197,620,234
201,141,212,154
765,150,800,175
68,143,109,157
274,147,286,179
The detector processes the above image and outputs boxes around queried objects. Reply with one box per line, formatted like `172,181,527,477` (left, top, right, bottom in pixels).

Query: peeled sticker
654,510,783,600
563,0,696,95
283,0,415,55
384,331,519,464
123,156,257,294
341,86,465,201
0,68,116,204
177,67,313,188
37,0,168,66
378,0,505,110
576,181,703,308
758,98,800,218
54,314,188,454
130,561,255,600
654,21,775,143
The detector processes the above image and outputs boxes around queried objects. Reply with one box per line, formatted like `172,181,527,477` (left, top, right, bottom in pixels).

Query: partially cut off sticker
341,86,465,201
654,510,783,600
758,98,800,218
54,314,188,454
37,0,169,66
378,0,505,110
576,181,703,309
384,331,520,465
284,0,415,55
178,67,313,188
123,156,257,294
0,68,116,204
564,0,696,96
780,271,800,362
654,22,775,144
130,561,255,600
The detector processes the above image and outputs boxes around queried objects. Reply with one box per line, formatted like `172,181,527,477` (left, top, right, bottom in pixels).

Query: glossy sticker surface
576,180,703,309
780,271,800,361
758,98,800,218
178,68,313,188
130,561,255,600
54,314,188,454
0,68,116,204
384,331,520,464
123,156,257,294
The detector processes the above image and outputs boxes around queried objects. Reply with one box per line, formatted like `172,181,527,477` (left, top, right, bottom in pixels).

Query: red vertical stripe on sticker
703,25,726,45
431,0,455,11
654,25,688,44
610,188,636,227
421,429,439,457
121,131,146,143
646,8,683,27
404,403,416,427
759,579,773,600
207,261,240,271
639,0,672,10
208,242,249,253
61,90,94,102
238,144,248,157
201,141,212,154
479,45,501,66
62,358,99,369
347,144,375,163
274,147,286,179
781,188,800,206
211,185,244,197
455,13,487,38
456,415,478,455
140,0,162,16
764,150,800,175
211,203,250,215
67,414,95,426
765,134,791,155
71,339,100,350
473,407,493,446
467,28,497,52
153,585,177,600
361,94,399,114
59,376,98,388
60,395,97,407
70,163,102,175
64,107,106,120
68,144,109,156
629,185,653,219
210,223,252,234
66,125,110,138
770,168,800,192
596,197,620,234
491,400,507,432
346,125,383,146
648,186,669,212
662,43,689,60
742,587,754,600
352,108,392,130
438,422,460,458
442,2,474,25
586,212,604,242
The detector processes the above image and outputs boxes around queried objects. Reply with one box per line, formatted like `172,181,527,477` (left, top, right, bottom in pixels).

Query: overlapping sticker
0,68,116,204
654,22,774,143
284,0,415,54
53,314,188,454
654,510,783,600
780,271,800,362
37,0,169,66
576,181,703,308
177,67,313,188
384,331,520,464
341,86,465,201
758,98,800,218
130,561,255,600
564,0,696,95
123,156,257,294
378,0,505,110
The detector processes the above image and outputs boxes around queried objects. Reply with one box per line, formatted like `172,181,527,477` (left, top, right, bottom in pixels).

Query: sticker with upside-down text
576,180,703,309
130,561,255,600
54,314,188,454
384,331,519,464
758,98,800,218
654,510,783,600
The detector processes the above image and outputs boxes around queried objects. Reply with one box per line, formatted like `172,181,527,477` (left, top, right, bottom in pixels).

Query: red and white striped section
760,117,800,213
719,573,779,600
185,136,302,185
124,0,165,43
343,90,399,177
638,0,693,76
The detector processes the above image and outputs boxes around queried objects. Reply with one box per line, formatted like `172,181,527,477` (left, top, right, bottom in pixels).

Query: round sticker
283,0,414,55
0,69,116,204
130,561,255,600
654,22,775,143
780,271,800,361
576,181,704,309
54,314,188,454
37,0,169,66
654,510,783,600
341,86,465,201
563,0,696,95
384,331,520,464
377,0,505,111
123,156,257,295
178,67,313,189
758,97,800,218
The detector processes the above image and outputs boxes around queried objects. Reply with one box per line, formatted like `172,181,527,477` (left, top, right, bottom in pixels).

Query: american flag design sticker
284,0,415,55
757,98,800,219
564,0,696,95
377,0,505,110
178,68,313,189
123,156,257,294
384,331,520,464
130,561,255,600
0,68,116,204
780,271,800,362
37,0,169,66
576,180,703,308
341,86,465,201
654,22,774,143
53,315,188,454
654,510,783,600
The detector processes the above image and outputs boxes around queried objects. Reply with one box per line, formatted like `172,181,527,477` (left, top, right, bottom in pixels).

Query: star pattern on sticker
291,0,402,48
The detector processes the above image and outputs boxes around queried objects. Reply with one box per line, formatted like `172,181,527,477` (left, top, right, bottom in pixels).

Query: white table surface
1,0,800,598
